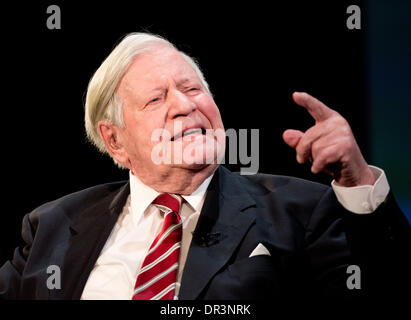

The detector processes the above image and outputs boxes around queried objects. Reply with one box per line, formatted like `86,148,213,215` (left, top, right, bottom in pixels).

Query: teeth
182,128,202,137
171,128,204,141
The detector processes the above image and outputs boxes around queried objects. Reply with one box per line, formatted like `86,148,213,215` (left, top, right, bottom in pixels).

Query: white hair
84,32,211,168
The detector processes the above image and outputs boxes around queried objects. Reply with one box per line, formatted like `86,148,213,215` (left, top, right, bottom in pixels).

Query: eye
147,97,161,106
186,87,200,95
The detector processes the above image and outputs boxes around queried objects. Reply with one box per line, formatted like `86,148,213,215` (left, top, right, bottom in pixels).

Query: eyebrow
178,77,200,87
179,78,191,84
150,78,197,92
150,84,167,92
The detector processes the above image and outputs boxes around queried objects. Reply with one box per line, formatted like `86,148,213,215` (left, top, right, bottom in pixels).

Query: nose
167,89,197,119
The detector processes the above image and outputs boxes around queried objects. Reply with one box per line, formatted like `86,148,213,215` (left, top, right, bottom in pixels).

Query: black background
0,1,366,265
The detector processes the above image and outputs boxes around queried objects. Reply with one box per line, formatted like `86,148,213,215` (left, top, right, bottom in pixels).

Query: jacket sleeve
0,213,35,299
304,189,411,298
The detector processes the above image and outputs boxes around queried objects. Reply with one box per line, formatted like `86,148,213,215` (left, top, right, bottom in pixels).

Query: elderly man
0,33,410,300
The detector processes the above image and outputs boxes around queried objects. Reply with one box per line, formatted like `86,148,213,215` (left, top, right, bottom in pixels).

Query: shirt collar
181,174,213,212
129,171,214,225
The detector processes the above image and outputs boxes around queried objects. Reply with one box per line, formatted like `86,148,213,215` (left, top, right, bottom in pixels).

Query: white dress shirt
81,172,212,300
81,166,389,300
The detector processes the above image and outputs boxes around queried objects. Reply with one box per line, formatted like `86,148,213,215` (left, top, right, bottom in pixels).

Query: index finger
293,92,334,122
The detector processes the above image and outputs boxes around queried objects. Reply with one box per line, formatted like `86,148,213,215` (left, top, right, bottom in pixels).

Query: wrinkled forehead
119,45,200,93
116,45,201,101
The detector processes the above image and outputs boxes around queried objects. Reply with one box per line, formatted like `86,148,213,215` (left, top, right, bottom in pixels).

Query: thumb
282,129,304,149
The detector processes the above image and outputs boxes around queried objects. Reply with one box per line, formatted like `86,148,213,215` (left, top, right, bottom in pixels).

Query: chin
150,135,225,169
182,136,225,164
181,162,220,176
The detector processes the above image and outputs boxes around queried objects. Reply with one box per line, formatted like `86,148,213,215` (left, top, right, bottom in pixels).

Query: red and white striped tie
132,193,183,300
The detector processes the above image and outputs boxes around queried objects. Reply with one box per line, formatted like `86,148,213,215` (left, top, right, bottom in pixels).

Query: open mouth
171,128,206,141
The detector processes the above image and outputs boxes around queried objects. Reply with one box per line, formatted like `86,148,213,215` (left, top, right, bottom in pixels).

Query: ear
98,120,130,167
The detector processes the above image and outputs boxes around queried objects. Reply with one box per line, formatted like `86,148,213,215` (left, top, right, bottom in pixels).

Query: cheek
197,95,224,130
123,111,166,155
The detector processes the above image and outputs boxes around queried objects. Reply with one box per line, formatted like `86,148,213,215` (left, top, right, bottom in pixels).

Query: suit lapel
179,167,257,300
51,182,130,300
50,167,256,300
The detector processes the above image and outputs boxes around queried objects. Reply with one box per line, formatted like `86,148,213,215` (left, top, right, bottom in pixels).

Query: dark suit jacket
1,166,410,300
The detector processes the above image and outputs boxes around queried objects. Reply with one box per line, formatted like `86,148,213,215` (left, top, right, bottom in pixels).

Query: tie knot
152,193,183,216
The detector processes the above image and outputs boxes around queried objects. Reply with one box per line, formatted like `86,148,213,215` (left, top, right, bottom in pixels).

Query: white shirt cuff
331,166,390,214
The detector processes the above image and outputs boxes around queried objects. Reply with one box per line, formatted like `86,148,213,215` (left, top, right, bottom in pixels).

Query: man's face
114,45,225,178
